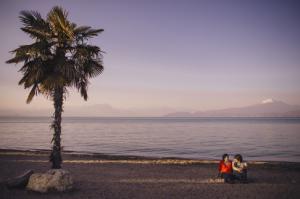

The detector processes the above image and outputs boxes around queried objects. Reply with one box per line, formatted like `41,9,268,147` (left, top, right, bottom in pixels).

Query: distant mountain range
165,99,300,117
0,104,177,117
1,99,299,117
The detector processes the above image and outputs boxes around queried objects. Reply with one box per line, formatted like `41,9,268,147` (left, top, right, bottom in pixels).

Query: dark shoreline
1,148,300,166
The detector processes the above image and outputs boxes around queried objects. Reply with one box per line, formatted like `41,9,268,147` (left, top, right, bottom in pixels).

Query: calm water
0,117,300,162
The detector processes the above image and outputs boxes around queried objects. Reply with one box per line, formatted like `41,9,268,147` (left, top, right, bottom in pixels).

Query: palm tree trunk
50,87,64,169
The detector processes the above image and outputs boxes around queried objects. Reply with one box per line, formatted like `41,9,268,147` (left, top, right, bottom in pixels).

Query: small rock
26,169,73,193
6,170,34,189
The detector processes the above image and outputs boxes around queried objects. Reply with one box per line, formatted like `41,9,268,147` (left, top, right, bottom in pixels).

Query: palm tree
6,6,104,169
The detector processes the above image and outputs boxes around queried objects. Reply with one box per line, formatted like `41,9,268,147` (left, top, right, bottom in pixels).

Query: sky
0,0,300,114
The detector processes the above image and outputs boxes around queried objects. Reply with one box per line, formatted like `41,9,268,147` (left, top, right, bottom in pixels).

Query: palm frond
26,84,38,103
19,10,47,29
6,53,30,64
74,26,91,34
47,6,74,40
19,10,50,40
78,78,88,100
83,59,104,78
12,41,52,62
75,26,103,41
21,27,51,39
59,60,77,84
83,28,103,37
18,58,43,82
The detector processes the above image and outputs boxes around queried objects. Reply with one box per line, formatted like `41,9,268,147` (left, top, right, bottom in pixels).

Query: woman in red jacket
218,154,233,183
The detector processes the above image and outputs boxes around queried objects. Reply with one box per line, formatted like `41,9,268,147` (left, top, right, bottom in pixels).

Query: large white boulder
26,169,74,193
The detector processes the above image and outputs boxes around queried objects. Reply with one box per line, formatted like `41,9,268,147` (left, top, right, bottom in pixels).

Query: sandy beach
0,149,300,199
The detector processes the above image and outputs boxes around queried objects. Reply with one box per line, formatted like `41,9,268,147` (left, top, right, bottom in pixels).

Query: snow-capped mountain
165,99,300,117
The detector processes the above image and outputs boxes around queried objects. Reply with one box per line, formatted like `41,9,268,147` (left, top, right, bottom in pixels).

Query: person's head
222,154,229,162
234,154,243,162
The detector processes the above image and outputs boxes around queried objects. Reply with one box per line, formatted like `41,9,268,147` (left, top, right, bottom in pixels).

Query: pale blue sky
0,0,299,112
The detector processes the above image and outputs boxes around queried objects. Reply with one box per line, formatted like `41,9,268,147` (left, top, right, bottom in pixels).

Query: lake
0,117,300,162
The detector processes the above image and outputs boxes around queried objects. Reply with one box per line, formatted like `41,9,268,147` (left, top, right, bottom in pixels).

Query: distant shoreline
1,116,300,119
